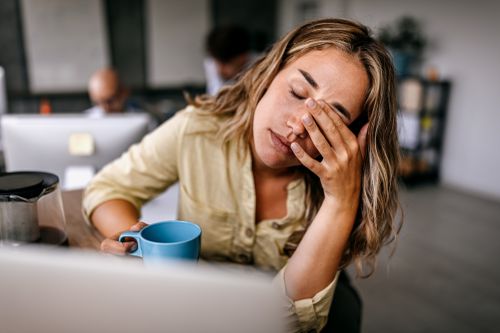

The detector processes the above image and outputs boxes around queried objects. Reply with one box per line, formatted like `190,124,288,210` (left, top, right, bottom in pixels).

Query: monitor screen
0,66,6,115
1,113,150,189
0,67,7,151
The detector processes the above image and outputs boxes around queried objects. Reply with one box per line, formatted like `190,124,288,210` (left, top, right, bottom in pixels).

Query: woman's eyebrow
330,103,351,121
298,69,318,89
298,68,352,121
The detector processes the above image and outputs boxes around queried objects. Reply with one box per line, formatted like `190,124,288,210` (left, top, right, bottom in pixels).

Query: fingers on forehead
308,100,343,132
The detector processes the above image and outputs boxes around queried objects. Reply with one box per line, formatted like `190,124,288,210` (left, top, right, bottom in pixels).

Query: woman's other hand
100,221,148,255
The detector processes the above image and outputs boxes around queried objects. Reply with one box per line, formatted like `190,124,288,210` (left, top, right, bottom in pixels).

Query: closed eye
289,89,305,100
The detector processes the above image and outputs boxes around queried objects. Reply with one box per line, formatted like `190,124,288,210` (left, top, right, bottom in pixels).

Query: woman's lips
270,130,293,155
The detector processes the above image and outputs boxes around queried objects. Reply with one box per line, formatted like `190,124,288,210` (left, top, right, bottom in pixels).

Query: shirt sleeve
272,266,338,333
82,109,192,220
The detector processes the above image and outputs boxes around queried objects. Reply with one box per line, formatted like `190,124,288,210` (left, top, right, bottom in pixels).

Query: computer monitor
0,67,6,115
1,113,150,189
0,67,7,151
0,246,285,333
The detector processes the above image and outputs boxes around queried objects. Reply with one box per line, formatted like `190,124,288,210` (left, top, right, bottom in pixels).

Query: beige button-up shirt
83,106,337,332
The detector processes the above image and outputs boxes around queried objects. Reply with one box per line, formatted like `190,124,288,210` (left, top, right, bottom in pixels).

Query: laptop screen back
0,246,285,333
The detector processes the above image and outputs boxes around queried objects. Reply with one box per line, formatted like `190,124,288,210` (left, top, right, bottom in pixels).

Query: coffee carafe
0,171,67,246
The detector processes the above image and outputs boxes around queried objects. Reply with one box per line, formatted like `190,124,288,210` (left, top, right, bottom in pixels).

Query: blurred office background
0,0,499,332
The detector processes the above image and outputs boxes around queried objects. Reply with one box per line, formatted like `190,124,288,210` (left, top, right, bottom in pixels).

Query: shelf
397,76,451,185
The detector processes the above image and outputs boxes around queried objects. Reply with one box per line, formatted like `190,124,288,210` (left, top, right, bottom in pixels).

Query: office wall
21,0,109,93
279,0,500,199
346,0,500,199
277,0,348,37
146,0,209,87
105,0,146,89
0,0,29,94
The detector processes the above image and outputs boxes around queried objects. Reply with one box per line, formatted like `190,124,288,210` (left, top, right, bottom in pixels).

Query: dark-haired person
204,25,259,95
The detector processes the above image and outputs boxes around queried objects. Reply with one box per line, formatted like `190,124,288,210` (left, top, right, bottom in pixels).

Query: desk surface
62,189,102,250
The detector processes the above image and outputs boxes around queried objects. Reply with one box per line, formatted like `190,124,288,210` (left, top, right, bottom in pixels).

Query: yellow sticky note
68,133,95,156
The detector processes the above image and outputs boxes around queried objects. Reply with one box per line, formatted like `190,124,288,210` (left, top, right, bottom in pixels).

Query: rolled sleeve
272,267,338,333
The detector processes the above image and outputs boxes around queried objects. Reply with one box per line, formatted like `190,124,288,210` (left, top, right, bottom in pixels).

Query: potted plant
378,16,427,76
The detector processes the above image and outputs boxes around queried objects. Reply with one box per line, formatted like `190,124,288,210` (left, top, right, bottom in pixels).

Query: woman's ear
358,123,369,161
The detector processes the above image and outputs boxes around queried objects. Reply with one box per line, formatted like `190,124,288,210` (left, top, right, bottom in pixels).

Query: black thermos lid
0,171,59,200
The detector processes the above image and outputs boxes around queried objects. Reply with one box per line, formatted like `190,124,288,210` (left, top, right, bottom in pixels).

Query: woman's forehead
279,48,369,120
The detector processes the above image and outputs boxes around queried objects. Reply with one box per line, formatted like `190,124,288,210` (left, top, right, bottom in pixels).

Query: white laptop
0,246,285,333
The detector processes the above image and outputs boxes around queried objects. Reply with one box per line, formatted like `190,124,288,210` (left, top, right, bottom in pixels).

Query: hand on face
290,98,369,210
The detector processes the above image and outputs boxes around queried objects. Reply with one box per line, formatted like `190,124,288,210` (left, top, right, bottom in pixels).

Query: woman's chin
252,143,299,170
260,154,299,170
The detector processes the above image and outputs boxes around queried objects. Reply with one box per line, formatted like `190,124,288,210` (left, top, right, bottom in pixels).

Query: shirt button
245,227,254,238
271,222,281,230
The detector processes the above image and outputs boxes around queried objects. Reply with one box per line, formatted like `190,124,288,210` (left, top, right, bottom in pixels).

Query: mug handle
118,231,142,257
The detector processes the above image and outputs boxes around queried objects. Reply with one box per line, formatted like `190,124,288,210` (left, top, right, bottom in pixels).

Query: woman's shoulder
174,105,226,137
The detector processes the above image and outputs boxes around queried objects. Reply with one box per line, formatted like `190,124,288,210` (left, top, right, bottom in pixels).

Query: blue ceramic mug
118,220,202,265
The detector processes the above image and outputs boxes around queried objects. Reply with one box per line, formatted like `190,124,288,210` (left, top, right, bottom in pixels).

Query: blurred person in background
204,25,258,95
85,68,142,117
84,18,401,332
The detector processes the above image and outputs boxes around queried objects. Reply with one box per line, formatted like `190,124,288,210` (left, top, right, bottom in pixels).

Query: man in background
85,68,141,117
204,25,257,95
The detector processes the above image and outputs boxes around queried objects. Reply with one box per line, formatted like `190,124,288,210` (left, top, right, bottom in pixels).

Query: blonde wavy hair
191,18,401,277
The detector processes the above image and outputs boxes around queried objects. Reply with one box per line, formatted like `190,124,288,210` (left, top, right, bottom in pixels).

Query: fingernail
290,142,300,152
302,114,313,125
306,98,316,109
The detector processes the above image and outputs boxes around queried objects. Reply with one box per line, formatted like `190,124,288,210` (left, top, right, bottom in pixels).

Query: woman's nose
286,115,307,140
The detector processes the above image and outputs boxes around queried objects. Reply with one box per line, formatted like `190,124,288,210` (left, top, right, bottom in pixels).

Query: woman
83,18,400,332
